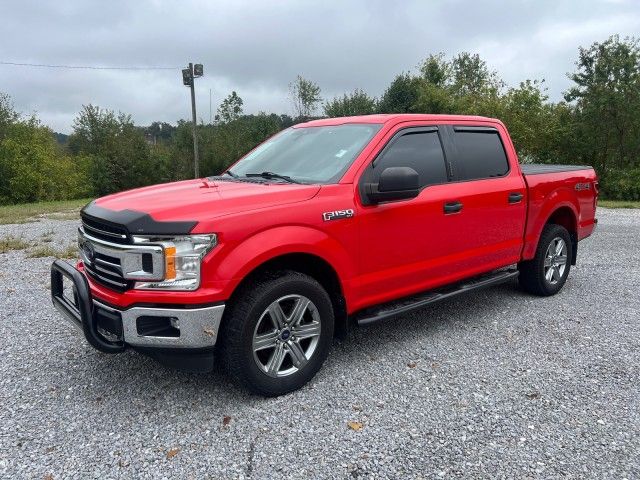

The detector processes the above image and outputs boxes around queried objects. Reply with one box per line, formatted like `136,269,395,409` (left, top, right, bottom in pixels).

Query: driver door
354,125,459,308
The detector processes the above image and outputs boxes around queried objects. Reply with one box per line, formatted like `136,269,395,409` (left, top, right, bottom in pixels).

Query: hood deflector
81,201,197,236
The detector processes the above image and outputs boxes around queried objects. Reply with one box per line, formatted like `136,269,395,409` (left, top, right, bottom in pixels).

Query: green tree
448,53,504,116
172,113,285,178
564,35,640,176
205,113,283,174
413,54,455,113
378,73,423,113
170,119,200,180
499,79,571,163
289,75,322,119
0,92,19,142
0,116,90,204
143,121,176,144
217,91,244,124
324,89,377,117
69,105,156,196
419,53,451,87
451,52,502,96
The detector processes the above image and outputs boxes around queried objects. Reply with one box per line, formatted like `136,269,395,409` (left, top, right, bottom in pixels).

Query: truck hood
93,178,321,223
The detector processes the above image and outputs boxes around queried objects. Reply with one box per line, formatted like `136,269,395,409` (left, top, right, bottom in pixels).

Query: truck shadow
82,280,531,404
330,280,527,363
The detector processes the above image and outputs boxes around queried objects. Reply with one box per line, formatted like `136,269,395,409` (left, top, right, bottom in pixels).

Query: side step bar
354,269,519,326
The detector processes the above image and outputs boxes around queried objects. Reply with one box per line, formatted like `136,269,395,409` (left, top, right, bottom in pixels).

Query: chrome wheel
252,294,322,378
544,237,568,285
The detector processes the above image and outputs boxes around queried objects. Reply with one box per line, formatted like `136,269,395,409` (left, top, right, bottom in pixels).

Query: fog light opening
136,316,180,338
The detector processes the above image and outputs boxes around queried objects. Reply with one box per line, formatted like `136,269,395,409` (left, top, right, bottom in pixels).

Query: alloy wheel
544,237,568,285
252,294,322,377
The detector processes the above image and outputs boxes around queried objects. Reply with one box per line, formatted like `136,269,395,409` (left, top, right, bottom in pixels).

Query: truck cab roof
297,113,499,127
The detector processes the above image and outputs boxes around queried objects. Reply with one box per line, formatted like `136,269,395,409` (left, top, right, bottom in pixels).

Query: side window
373,131,447,188
452,129,509,181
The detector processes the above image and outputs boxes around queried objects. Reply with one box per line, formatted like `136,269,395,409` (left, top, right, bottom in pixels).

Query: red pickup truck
51,114,598,396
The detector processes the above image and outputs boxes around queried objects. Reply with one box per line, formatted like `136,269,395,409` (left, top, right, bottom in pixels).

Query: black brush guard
50,260,124,353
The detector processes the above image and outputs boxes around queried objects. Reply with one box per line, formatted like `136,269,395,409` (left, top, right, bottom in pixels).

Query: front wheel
219,271,334,396
518,224,572,296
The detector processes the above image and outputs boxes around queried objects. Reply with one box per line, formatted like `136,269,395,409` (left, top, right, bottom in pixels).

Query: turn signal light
164,246,176,280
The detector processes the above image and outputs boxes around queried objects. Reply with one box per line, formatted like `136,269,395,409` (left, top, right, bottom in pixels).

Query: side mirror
365,167,420,204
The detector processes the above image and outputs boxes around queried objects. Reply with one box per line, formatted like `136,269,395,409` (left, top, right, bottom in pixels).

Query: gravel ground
0,209,638,479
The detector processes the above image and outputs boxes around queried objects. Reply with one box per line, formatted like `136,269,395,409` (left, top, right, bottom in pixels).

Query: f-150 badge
323,209,354,221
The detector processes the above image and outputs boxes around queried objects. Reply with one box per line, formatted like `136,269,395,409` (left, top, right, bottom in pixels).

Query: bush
600,169,640,200
0,119,90,204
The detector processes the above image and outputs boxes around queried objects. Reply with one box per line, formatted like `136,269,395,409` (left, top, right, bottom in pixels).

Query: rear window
452,128,509,181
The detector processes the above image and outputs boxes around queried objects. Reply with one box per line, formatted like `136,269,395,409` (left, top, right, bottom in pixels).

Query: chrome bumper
52,259,225,355
94,301,225,349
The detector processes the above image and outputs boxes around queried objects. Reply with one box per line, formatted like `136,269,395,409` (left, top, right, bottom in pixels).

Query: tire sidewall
237,275,334,395
537,225,572,295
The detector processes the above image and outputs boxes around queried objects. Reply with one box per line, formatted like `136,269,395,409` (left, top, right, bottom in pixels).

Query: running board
354,269,519,326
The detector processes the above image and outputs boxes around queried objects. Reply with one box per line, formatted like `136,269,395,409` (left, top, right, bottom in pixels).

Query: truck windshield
229,124,382,184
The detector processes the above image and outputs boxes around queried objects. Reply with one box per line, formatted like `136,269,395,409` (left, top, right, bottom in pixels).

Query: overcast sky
1,0,639,133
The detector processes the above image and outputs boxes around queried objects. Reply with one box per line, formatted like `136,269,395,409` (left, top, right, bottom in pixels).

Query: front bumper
51,260,225,353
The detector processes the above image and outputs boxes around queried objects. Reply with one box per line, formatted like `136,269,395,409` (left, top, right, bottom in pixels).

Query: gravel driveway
0,208,638,479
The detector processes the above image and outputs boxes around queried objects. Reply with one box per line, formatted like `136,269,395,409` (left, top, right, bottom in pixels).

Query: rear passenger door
439,125,527,273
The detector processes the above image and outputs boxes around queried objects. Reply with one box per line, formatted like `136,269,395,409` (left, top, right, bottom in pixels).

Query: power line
0,61,179,70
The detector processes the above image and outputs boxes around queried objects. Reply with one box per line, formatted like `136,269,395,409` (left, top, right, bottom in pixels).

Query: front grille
83,251,131,292
81,216,129,244
81,217,130,291
79,222,165,293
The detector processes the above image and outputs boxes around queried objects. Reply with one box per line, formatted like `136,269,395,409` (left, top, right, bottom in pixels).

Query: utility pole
182,63,204,178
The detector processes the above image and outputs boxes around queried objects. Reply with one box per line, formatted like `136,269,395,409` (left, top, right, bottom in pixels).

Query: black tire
218,271,334,396
518,224,573,296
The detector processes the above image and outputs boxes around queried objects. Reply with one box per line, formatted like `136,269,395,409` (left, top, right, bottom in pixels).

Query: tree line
1,34,639,205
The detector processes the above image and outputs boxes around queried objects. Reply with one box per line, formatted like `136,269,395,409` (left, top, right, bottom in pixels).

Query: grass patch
599,200,640,209
27,244,78,259
0,198,92,225
44,211,84,220
40,229,55,243
0,236,31,253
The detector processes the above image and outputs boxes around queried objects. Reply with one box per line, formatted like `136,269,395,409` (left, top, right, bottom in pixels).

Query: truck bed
521,162,597,262
521,164,593,175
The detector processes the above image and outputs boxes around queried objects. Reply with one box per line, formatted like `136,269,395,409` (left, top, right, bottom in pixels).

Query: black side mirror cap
365,167,420,204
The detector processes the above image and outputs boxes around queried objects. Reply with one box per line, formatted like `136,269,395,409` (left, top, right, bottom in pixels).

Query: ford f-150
51,114,598,396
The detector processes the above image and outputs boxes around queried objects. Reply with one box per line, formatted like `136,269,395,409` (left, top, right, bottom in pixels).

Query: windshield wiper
245,171,300,184
223,169,238,178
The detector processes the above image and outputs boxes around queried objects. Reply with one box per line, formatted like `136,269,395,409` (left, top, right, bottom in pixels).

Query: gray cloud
1,0,638,132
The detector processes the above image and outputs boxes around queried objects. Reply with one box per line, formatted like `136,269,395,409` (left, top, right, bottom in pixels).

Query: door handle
443,201,463,214
508,192,523,204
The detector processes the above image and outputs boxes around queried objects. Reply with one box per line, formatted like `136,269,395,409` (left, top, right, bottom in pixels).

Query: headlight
132,234,217,291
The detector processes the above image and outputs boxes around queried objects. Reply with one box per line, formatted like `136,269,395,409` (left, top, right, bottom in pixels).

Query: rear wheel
518,224,572,296
219,271,334,396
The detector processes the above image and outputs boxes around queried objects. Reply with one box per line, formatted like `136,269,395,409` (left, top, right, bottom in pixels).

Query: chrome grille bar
84,264,128,289
94,257,122,272
78,228,165,288
93,262,123,278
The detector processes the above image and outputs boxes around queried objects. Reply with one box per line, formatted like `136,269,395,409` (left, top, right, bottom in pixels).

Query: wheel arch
545,205,578,266
223,252,349,338
546,205,577,234
525,204,578,266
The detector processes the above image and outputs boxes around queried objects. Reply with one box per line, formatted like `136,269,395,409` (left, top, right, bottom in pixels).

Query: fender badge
323,209,354,221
